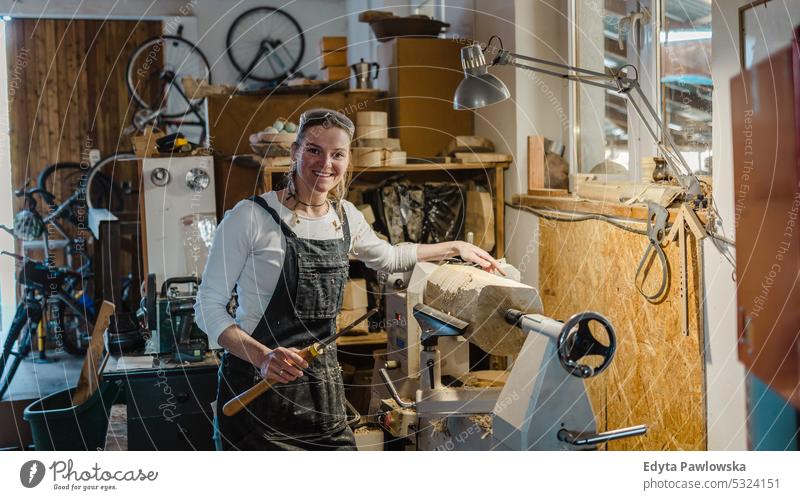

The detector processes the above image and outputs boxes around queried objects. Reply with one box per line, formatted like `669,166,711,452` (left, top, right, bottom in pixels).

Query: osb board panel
539,219,706,451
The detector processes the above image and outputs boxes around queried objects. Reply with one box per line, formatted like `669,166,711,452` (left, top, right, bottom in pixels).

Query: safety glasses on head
297,108,355,139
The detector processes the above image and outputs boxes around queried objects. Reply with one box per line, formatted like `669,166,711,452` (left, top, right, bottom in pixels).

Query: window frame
568,0,709,188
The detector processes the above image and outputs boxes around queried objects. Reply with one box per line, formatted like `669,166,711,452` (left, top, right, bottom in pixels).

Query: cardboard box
322,65,350,82
358,204,376,225
319,36,348,52
352,147,385,167
465,190,495,252
337,307,370,333
355,124,388,140
342,279,368,310
319,50,347,69
356,111,388,127
385,150,407,166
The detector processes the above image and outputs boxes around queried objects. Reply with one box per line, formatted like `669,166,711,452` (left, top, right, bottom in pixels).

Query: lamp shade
453,73,510,110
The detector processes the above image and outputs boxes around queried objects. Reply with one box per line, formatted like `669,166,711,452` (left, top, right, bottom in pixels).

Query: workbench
102,333,386,450
103,353,220,451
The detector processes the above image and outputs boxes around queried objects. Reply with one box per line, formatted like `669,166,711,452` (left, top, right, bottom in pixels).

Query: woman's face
291,125,350,196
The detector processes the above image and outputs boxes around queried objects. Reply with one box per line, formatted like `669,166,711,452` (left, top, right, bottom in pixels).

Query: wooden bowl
250,142,293,157
257,131,297,143
369,16,449,42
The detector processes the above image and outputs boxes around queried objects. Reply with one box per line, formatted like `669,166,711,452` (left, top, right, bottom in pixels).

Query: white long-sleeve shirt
194,191,418,346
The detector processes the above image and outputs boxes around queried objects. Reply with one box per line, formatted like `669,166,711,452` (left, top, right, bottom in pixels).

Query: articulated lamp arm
455,41,701,198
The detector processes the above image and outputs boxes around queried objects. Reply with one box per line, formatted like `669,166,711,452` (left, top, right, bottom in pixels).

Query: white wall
0,21,16,331
191,0,349,85
474,0,568,289
702,0,751,451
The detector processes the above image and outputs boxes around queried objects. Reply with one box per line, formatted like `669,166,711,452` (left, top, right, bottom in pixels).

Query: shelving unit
260,161,511,258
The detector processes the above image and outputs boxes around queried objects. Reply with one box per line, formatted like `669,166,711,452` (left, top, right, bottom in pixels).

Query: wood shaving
430,418,450,436
469,414,493,439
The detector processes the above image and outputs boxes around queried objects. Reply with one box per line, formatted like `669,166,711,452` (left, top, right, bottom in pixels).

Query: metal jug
351,58,380,89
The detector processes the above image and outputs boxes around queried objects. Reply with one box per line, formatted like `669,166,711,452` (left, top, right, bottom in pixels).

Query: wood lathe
375,262,647,450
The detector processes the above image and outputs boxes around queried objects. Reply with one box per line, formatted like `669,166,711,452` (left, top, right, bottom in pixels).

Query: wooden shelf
262,160,511,258
337,331,387,346
260,161,511,174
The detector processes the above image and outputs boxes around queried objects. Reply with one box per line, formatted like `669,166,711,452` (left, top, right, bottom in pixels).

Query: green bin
23,381,121,451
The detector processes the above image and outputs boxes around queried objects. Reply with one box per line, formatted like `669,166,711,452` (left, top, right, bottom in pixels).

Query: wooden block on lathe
424,264,543,356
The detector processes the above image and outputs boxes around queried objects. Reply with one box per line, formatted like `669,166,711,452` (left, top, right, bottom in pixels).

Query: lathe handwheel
557,312,616,378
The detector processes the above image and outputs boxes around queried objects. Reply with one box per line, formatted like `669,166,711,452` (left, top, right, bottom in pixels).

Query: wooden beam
527,136,546,192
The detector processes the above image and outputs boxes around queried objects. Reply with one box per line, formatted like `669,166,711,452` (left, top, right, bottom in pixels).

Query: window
660,0,712,174
575,0,631,175
572,0,712,179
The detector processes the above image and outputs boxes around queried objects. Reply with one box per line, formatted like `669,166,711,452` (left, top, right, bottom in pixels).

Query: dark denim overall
215,196,356,450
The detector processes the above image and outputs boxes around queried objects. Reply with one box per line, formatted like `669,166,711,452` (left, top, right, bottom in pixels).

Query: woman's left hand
455,241,506,275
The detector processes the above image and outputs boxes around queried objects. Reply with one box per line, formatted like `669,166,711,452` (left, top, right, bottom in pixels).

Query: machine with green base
142,274,216,362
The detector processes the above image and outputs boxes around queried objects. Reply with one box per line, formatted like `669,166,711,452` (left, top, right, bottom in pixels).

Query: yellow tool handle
221,343,322,417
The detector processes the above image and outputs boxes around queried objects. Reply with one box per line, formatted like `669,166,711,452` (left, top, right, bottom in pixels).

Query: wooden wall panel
5,19,160,307
538,218,706,450
5,18,161,204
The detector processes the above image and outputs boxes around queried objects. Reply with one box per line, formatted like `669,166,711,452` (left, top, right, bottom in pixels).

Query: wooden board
527,136,546,192
526,188,570,198
514,194,709,225
538,219,706,450
455,152,514,163
5,18,159,303
6,19,160,198
73,301,115,406
384,38,474,157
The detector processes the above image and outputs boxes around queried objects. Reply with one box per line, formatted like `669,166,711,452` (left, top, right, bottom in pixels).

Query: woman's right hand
259,347,308,384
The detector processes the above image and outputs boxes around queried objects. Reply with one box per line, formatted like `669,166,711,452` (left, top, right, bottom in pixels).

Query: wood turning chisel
222,307,378,417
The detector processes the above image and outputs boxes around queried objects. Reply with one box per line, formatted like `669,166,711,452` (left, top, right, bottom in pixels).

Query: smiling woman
194,107,503,451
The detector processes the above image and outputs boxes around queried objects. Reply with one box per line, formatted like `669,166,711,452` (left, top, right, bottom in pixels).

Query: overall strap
248,195,296,238
332,200,351,249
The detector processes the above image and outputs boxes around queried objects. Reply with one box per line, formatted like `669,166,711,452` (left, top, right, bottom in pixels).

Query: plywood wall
5,18,161,204
538,218,706,450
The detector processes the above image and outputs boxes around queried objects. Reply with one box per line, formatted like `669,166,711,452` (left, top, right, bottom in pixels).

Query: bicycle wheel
37,161,124,215
126,35,211,119
35,162,83,203
0,309,34,401
226,6,305,83
84,152,137,213
59,305,93,356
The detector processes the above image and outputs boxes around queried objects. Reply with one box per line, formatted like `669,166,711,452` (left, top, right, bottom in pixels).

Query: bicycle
125,32,211,144
0,183,97,399
0,249,95,400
